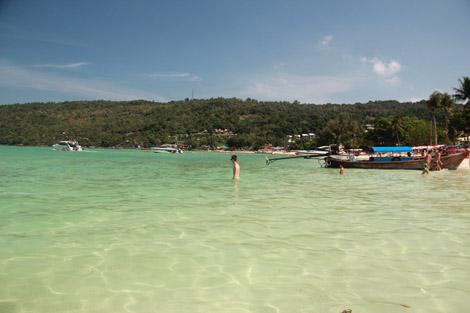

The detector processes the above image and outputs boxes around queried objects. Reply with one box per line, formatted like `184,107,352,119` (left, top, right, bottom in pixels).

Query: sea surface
1,145,469,313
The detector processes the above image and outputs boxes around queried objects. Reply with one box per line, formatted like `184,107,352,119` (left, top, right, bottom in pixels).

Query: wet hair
231,155,237,161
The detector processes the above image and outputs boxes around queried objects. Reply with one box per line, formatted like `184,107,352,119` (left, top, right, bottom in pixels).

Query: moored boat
324,146,466,170
151,146,183,154
52,140,83,151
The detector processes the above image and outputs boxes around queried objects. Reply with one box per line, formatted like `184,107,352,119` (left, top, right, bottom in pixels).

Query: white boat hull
53,144,69,151
151,147,183,154
52,141,83,151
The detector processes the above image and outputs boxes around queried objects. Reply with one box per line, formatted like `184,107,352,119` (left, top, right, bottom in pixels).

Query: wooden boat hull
326,152,466,170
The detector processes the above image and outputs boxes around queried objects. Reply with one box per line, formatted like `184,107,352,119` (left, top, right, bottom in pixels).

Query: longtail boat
325,146,466,170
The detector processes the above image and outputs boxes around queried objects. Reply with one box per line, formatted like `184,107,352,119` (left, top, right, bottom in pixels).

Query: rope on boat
318,158,329,168
325,157,331,166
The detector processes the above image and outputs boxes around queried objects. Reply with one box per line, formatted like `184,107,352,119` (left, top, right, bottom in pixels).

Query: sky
0,0,469,105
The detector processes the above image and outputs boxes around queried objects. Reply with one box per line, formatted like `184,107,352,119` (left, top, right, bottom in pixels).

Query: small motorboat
52,141,83,151
151,147,183,154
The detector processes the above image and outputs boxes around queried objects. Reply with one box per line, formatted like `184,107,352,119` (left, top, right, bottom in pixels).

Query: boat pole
265,155,326,165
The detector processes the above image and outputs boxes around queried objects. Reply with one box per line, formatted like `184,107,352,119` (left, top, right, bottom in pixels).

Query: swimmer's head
231,155,237,162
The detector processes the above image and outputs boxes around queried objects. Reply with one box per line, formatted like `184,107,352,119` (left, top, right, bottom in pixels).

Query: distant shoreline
4,143,469,155
1,144,295,154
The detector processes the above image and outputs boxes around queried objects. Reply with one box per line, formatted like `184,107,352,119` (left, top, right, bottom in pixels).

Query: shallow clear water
1,145,469,313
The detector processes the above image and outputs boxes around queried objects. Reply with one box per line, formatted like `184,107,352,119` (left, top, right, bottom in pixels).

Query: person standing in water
435,149,443,171
231,155,240,179
339,165,344,175
422,150,433,174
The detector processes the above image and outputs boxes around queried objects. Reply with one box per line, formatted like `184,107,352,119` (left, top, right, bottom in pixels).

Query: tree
449,108,470,140
366,116,431,147
318,113,360,147
453,76,470,107
402,117,429,146
440,93,454,144
391,115,404,145
428,91,442,145
451,76,470,143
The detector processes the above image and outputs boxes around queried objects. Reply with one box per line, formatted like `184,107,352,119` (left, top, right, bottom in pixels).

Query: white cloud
363,57,401,76
242,72,356,103
385,77,400,85
0,59,166,101
405,97,425,103
147,72,202,81
32,62,90,69
321,35,333,46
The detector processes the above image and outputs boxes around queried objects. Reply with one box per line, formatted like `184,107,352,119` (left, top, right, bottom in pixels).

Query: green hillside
0,98,457,149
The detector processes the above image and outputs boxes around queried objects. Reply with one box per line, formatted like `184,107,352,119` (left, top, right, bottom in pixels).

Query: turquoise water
1,145,469,313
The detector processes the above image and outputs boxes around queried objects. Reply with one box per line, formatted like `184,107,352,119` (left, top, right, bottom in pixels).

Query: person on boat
339,165,344,175
231,155,240,180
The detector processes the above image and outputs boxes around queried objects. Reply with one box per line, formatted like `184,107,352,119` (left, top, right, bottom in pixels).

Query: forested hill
0,98,433,148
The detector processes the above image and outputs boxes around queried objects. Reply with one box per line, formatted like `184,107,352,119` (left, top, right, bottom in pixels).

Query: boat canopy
371,146,412,153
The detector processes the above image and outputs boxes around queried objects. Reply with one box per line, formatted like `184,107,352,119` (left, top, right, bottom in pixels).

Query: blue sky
0,0,469,105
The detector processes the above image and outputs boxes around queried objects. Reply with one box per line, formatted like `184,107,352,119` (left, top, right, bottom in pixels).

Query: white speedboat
151,147,183,154
52,141,83,151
